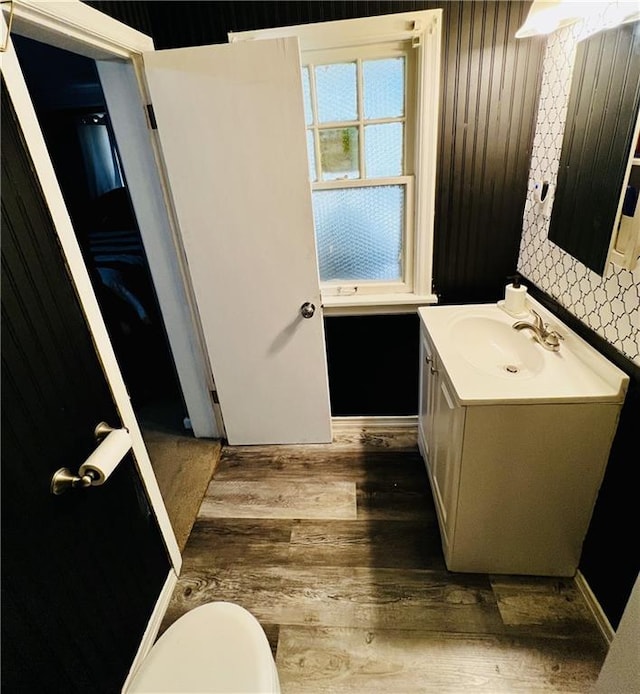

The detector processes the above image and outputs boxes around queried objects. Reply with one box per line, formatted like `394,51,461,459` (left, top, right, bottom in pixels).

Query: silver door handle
300,302,316,319
51,422,131,495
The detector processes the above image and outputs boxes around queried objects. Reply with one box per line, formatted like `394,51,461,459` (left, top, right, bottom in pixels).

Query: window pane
315,63,357,123
302,67,313,125
306,130,316,181
319,127,359,180
313,186,404,281
365,123,403,177
363,58,405,119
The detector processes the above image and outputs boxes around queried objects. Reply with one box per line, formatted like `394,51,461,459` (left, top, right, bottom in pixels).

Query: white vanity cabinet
418,302,628,577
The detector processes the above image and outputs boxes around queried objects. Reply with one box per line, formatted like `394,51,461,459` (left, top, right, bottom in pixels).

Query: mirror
548,21,640,275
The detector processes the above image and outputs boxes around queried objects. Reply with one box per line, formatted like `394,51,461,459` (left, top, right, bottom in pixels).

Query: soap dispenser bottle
498,275,528,317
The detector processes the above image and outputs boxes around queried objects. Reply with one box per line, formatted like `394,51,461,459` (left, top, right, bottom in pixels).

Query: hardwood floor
161,428,607,693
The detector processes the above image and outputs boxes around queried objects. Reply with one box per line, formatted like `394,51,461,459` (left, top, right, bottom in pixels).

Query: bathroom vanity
418,298,628,576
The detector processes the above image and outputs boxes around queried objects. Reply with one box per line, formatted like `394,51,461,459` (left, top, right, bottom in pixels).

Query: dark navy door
1,80,171,693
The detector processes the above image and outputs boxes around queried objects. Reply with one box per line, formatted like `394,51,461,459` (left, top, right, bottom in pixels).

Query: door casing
6,0,222,439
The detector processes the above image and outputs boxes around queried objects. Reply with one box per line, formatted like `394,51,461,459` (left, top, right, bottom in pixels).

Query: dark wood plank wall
82,1,637,630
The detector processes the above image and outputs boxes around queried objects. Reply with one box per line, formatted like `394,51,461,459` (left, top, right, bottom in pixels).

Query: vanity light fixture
515,0,584,38
515,0,640,39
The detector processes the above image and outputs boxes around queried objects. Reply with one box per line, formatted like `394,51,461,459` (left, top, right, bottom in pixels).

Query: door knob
300,302,316,319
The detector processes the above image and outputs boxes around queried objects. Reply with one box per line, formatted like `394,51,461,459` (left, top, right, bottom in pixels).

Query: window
229,11,442,312
303,50,412,292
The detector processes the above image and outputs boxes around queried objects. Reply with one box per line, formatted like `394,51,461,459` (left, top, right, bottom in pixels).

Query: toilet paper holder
50,422,130,495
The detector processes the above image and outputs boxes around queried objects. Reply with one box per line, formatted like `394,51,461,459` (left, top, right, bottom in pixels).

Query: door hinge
146,103,157,130
211,390,220,404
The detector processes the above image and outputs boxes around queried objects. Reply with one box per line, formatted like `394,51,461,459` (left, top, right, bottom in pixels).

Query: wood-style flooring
161,428,607,693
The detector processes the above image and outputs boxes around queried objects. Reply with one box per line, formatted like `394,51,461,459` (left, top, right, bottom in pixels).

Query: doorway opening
13,34,189,437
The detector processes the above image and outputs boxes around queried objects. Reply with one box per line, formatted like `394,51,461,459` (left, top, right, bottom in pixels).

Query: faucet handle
529,309,544,330
544,330,564,350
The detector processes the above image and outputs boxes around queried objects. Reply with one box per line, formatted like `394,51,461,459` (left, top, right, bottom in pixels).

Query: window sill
321,292,438,316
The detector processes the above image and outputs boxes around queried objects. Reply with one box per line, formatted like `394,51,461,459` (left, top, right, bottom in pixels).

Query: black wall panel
324,315,420,416
435,1,543,303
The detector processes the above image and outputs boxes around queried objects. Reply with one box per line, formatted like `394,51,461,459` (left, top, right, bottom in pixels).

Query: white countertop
418,297,629,405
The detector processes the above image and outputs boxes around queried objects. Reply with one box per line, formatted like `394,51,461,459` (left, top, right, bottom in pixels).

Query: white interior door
143,38,332,445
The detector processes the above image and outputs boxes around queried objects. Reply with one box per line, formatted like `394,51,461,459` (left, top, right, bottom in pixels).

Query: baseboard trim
123,569,178,692
574,570,614,646
332,415,418,430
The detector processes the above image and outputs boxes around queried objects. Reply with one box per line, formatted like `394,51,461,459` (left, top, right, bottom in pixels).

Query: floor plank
199,480,357,520
356,483,437,521
289,519,446,570
490,576,605,640
214,448,427,480
276,626,606,693
182,518,293,567
165,565,504,635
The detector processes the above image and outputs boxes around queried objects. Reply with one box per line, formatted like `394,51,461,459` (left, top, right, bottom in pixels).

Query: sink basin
418,300,628,405
449,316,544,379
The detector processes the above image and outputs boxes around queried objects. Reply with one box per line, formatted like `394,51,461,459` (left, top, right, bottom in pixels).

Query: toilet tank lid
127,601,279,693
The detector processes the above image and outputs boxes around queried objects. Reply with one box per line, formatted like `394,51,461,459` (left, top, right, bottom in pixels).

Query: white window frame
229,10,442,315
305,41,414,298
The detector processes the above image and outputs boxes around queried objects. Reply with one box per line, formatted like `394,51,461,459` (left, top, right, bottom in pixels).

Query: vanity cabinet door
430,374,465,551
418,327,465,557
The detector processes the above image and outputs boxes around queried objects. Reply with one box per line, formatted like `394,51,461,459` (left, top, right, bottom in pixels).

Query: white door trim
122,568,179,693
1,14,181,570
8,0,154,58
96,58,220,438
5,0,220,438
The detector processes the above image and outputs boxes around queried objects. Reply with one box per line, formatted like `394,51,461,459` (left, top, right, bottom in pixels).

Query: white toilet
127,601,281,693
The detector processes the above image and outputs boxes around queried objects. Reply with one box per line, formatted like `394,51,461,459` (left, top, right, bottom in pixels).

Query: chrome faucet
512,310,564,352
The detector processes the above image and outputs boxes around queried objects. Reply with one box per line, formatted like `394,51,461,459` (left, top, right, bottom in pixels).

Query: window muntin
303,45,413,291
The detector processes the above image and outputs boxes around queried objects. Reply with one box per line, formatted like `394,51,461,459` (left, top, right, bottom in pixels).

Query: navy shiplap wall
437,1,543,303
88,0,544,416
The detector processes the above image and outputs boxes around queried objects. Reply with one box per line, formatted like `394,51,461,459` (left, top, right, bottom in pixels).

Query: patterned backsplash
518,19,640,366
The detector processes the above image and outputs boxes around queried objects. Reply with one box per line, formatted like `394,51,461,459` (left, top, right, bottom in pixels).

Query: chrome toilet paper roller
51,422,132,495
